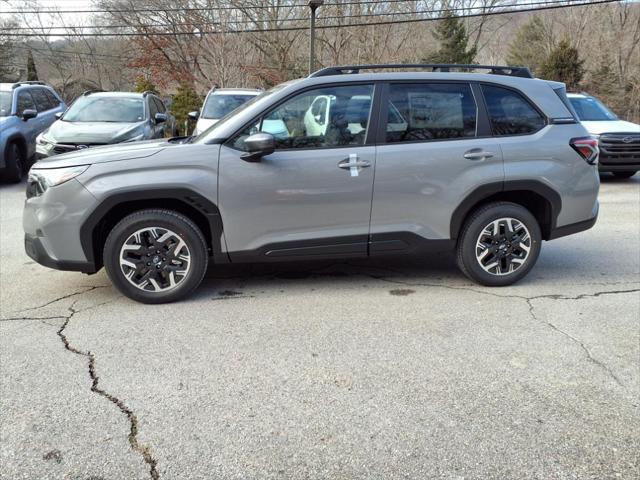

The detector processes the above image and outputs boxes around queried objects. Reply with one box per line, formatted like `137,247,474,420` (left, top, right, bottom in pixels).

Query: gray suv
23,64,600,303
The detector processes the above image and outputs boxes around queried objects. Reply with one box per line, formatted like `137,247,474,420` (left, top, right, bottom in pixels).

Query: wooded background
2,0,639,127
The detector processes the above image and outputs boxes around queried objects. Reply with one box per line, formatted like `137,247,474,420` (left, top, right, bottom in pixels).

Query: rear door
370,82,504,251
218,83,379,259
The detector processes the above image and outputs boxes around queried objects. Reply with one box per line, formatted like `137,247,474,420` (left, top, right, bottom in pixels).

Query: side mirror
241,133,275,162
188,111,199,120
154,112,167,124
22,109,37,121
55,112,63,120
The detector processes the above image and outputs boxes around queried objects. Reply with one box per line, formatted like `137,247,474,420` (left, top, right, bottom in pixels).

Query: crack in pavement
54,301,160,480
353,269,633,388
525,298,624,387
16,285,110,314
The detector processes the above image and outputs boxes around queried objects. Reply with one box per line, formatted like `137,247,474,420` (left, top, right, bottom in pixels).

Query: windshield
193,83,291,143
202,93,257,119
63,96,144,123
569,96,618,121
0,91,12,117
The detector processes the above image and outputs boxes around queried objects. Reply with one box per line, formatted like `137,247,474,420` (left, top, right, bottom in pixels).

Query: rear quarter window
482,85,545,136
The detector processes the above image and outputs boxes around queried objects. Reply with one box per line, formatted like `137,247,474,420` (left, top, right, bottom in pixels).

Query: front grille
52,143,105,154
598,133,640,165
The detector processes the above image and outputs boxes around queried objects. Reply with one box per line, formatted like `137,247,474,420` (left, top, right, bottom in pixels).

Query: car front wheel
3,143,24,183
104,209,208,303
456,202,542,286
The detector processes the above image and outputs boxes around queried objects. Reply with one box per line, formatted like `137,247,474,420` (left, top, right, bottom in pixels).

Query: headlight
28,165,89,196
36,133,54,146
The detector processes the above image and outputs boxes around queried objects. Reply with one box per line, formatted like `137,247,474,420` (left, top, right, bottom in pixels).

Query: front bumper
25,233,95,272
23,177,99,273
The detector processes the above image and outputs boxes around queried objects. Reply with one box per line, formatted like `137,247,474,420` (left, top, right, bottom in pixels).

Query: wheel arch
80,188,225,271
450,181,562,241
4,133,27,159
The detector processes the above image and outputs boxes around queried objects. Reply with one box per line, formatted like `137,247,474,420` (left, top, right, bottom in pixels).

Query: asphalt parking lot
1,175,638,480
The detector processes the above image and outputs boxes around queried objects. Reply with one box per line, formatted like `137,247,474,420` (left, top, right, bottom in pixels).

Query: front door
218,83,377,260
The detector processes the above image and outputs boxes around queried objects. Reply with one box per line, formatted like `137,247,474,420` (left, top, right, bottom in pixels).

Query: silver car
24,64,600,303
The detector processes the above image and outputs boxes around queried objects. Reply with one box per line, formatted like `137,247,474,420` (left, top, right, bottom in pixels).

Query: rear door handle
463,149,495,160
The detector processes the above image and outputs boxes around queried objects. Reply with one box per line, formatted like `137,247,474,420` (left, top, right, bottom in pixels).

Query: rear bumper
25,233,96,272
548,204,598,240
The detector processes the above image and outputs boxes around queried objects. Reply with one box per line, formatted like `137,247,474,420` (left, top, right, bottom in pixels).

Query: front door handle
338,154,371,177
463,149,495,160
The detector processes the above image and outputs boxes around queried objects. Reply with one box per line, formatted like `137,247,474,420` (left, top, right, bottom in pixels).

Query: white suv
568,93,640,179
190,88,261,135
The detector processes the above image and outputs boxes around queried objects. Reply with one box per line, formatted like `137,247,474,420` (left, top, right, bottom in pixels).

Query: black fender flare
449,180,562,239
79,188,225,269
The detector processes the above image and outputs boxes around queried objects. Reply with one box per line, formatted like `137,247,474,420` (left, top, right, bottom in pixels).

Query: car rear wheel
612,171,637,179
3,143,24,183
456,202,541,286
104,209,208,303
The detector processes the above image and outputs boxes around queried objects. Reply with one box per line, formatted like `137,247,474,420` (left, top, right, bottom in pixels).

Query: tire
456,202,542,287
612,171,637,179
103,209,208,304
2,142,24,183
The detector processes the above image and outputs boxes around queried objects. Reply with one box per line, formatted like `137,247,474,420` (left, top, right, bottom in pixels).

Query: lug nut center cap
152,255,162,264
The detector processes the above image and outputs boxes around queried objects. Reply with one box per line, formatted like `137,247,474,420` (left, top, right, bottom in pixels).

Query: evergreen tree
171,83,201,135
26,50,38,81
134,76,159,94
539,39,584,90
424,11,476,64
506,16,549,76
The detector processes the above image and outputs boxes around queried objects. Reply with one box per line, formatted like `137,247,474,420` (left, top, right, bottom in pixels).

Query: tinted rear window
202,94,256,119
482,85,545,136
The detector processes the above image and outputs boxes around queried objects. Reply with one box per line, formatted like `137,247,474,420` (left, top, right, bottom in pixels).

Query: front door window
231,84,374,151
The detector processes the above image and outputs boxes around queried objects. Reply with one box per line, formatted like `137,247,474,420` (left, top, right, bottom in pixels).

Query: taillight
570,137,599,165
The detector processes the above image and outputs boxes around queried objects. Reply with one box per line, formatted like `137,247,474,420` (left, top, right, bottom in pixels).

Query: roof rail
309,64,534,79
12,80,47,89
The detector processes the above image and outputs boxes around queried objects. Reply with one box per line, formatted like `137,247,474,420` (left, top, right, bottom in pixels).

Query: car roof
208,88,262,95
86,91,146,98
567,92,589,98
0,82,54,92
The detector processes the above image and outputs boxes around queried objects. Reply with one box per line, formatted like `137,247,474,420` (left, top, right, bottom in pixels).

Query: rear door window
481,85,545,136
384,83,477,143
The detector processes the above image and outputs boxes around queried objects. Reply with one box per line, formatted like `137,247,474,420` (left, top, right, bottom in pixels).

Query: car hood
581,120,640,135
33,139,170,169
45,120,145,144
0,115,16,128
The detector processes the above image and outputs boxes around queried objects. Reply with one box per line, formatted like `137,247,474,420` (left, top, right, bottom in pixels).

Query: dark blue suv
0,81,66,183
